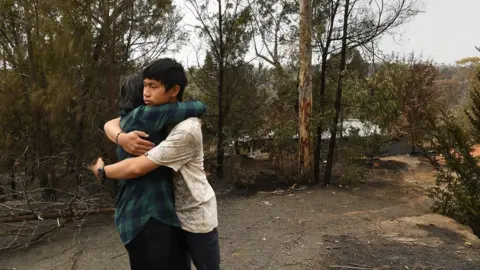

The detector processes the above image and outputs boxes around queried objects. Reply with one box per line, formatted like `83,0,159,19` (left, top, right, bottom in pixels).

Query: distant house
309,118,382,140
231,119,384,158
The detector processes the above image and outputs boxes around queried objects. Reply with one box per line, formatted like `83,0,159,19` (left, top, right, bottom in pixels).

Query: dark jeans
171,227,221,270
125,218,177,270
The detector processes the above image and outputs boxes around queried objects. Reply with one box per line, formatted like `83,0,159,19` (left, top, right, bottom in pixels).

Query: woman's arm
104,118,155,156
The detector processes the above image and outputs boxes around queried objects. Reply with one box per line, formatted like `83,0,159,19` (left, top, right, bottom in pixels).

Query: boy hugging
92,58,219,270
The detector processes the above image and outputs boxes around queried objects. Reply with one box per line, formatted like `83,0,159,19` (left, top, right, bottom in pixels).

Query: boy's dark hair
118,72,144,114
142,58,187,101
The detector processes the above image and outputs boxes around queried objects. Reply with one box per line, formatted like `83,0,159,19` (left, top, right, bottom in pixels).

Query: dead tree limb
0,208,114,223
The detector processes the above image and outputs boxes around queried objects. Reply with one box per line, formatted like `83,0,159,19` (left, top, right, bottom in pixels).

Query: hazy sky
169,0,479,66
379,0,479,64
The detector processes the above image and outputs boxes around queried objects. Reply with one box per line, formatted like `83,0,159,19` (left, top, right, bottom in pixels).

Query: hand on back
118,131,155,156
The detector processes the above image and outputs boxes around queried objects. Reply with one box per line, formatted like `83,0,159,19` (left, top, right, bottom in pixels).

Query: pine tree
428,68,480,236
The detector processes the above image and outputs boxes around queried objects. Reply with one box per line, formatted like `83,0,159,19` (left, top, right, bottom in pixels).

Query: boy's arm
97,155,158,180
93,129,195,180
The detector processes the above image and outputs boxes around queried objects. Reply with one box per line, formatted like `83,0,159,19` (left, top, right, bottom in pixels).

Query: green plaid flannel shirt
115,101,206,245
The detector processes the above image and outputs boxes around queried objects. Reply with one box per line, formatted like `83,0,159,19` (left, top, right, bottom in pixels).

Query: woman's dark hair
118,72,144,114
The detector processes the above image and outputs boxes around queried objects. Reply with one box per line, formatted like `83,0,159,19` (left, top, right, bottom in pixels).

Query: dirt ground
1,155,479,270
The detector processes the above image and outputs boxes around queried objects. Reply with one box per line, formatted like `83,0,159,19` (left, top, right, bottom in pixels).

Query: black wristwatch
97,166,107,183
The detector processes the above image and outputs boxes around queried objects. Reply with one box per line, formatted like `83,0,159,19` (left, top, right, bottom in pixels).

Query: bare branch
185,0,221,59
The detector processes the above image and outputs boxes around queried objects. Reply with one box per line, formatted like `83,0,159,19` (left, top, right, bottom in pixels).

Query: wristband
115,131,124,145
97,166,107,185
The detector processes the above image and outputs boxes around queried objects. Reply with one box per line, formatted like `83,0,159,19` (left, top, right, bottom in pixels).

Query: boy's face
143,78,178,106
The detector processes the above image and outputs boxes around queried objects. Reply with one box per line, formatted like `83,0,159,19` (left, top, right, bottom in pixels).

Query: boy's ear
169,85,181,98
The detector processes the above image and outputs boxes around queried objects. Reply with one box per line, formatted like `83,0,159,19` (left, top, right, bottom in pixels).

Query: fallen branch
283,234,304,244
70,249,84,270
0,219,71,252
22,146,35,217
4,220,25,250
0,208,114,223
253,254,276,270
69,187,80,215
111,252,127,260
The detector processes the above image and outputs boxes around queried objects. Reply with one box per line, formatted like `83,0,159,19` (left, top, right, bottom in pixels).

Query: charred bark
324,0,349,185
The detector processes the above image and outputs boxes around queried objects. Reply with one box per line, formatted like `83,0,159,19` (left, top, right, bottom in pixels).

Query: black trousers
125,218,220,270
125,218,176,270
171,228,221,270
